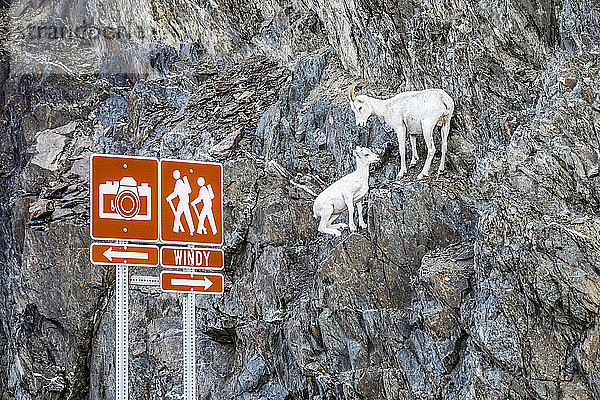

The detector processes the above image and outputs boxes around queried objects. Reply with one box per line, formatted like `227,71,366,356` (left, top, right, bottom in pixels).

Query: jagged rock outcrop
0,0,599,399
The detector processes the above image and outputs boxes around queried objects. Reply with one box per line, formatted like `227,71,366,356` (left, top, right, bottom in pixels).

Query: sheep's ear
353,148,358,156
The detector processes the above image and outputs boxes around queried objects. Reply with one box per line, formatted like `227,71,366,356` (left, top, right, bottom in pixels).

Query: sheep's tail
441,94,455,117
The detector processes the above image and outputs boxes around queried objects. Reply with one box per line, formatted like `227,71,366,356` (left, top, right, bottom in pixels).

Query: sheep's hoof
417,173,428,180
359,223,367,229
349,226,357,233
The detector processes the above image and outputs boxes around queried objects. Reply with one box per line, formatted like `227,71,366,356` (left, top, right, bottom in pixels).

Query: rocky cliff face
1,0,599,399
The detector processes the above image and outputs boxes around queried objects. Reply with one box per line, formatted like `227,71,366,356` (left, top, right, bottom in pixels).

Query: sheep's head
347,83,372,127
352,146,380,165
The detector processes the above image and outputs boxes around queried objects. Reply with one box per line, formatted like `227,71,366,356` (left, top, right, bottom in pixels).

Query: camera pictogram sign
160,160,223,246
90,154,159,242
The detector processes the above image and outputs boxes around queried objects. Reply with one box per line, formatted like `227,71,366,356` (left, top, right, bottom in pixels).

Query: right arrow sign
160,271,224,294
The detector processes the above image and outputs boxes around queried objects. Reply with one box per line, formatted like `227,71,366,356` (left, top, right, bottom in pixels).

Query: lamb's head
353,146,380,165
347,83,372,127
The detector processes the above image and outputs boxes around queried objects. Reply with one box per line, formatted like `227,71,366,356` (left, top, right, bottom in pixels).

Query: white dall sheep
313,147,380,236
347,83,454,180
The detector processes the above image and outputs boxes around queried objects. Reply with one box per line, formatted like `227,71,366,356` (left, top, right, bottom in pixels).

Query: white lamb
313,147,380,236
347,83,454,180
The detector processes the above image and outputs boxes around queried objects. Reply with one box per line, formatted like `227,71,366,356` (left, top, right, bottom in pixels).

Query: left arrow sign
91,243,159,266
103,247,150,262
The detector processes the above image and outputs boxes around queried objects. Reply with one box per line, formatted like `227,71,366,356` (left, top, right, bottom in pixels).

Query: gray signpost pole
183,290,196,400
115,263,129,400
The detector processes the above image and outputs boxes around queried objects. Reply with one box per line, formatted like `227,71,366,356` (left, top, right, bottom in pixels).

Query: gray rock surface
1,0,599,399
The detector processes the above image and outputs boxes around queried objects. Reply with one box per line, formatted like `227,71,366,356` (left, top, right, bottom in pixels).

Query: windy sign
90,154,159,242
160,160,223,246
90,243,159,266
160,271,224,294
161,247,224,269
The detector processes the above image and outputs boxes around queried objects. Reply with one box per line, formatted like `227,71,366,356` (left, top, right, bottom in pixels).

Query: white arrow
103,247,150,262
171,276,214,290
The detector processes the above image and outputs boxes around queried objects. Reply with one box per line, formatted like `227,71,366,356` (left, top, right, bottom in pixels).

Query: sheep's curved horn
346,82,359,101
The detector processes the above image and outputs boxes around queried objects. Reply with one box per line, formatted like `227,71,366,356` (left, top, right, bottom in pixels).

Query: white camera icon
99,177,152,220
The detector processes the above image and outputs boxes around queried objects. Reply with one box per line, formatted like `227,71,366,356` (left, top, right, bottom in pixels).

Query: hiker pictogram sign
91,243,159,266
161,271,224,294
90,154,159,242
161,246,224,269
160,160,223,246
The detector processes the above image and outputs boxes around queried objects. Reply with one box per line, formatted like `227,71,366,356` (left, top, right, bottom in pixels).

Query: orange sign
161,247,224,269
91,243,159,266
160,271,224,294
90,154,159,242
160,160,223,246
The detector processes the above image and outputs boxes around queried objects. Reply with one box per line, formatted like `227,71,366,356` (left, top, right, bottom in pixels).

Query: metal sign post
183,291,196,400
115,263,128,400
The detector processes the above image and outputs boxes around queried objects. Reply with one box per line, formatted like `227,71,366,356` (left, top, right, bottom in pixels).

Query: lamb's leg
317,205,342,236
409,134,419,167
328,213,347,230
356,201,367,229
438,117,450,175
417,120,436,180
396,123,407,178
329,223,347,229
344,194,356,232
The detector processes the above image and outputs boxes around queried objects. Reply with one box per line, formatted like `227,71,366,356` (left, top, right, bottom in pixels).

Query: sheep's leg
396,123,407,178
356,201,367,229
317,206,342,236
417,120,436,180
344,194,356,232
437,117,450,175
409,134,419,167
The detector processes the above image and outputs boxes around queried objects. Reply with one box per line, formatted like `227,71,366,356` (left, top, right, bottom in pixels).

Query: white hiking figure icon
191,176,217,235
166,169,195,236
